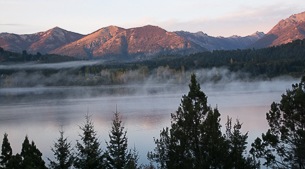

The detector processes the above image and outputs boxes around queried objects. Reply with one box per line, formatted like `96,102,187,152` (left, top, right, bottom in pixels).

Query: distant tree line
139,39,305,78
1,39,305,87
72,38,305,81
1,74,305,168
0,47,76,63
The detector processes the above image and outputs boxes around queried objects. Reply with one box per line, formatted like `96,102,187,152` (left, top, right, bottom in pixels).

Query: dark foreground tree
125,146,139,169
251,76,305,168
48,129,74,169
148,127,170,169
6,153,22,169
74,114,104,169
0,133,12,168
225,118,258,169
147,74,214,168
149,74,256,169
148,74,226,168
105,111,139,169
20,136,47,169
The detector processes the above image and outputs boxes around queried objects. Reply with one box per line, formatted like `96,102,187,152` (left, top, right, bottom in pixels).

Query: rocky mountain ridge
51,25,200,59
0,27,84,54
0,25,262,59
176,31,264,51
1,11,305,59
252,11,305,48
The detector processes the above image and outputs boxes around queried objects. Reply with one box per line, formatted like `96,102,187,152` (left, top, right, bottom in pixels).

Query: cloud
148,3,305,37
0,23,39,34
0,23,25,26
1,0,305,37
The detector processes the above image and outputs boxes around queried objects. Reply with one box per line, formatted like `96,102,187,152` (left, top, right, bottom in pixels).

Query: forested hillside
140,39,305,78
0,47,76,63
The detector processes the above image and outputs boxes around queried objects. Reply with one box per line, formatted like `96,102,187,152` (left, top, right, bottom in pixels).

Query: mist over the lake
0,59,280,89
0,60,103,70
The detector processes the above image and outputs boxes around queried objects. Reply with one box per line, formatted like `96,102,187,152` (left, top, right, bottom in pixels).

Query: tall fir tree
199,108,228,168
147,127,170,169
48,129,74,169
20,136,47,169
149,74,227,168
149,74,255,169
74,114,104,169
225,118,258,169
105,111,138,169
0,133,12,169
251,76,305,168
171,73,213,168
125,146,139,169
6,153,22,169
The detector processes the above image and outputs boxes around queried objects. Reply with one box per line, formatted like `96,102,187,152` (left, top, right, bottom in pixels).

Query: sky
1,0,305,37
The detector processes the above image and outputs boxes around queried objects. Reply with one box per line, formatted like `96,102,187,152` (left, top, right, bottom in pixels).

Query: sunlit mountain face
0,27,84,54
51,25,202,59
0,25,264,59
2,11,305,59
252,11,305,48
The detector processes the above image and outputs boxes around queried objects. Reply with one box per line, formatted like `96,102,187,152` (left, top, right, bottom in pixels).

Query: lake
0,77,299,166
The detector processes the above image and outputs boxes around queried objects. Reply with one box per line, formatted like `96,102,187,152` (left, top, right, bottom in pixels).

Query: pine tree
20,136,47,169
199,108,228,168
149,74,227,168
0,133,12,169
225,118,258,169
171,73,212,168
6,153,22,169
48,129,73,169
74,114,104,169
149,74,257,168
147,128,170,169
251,77,305,168
125,146,139,169
105,111,138,169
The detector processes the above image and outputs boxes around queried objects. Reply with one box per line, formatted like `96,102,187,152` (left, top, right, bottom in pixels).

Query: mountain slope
51,25,203,59
252,11,305,48
28,27,84,54
0,33,39,52
176,31,264,51
0,27,84,54
50,26,125,58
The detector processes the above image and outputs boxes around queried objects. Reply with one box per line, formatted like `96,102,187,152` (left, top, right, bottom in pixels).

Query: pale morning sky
1,0,305,37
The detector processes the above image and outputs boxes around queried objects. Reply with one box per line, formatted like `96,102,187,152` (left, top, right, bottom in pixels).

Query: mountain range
1,11,305,59
51,25,200,59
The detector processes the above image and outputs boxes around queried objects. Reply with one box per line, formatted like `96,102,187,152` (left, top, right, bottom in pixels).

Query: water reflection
0,79,298,165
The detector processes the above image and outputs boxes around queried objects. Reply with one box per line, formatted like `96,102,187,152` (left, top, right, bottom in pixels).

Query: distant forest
0,38,305,87
138,38,305,78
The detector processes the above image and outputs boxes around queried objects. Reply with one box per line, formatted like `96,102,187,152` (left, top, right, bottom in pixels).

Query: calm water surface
0,79,298,165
